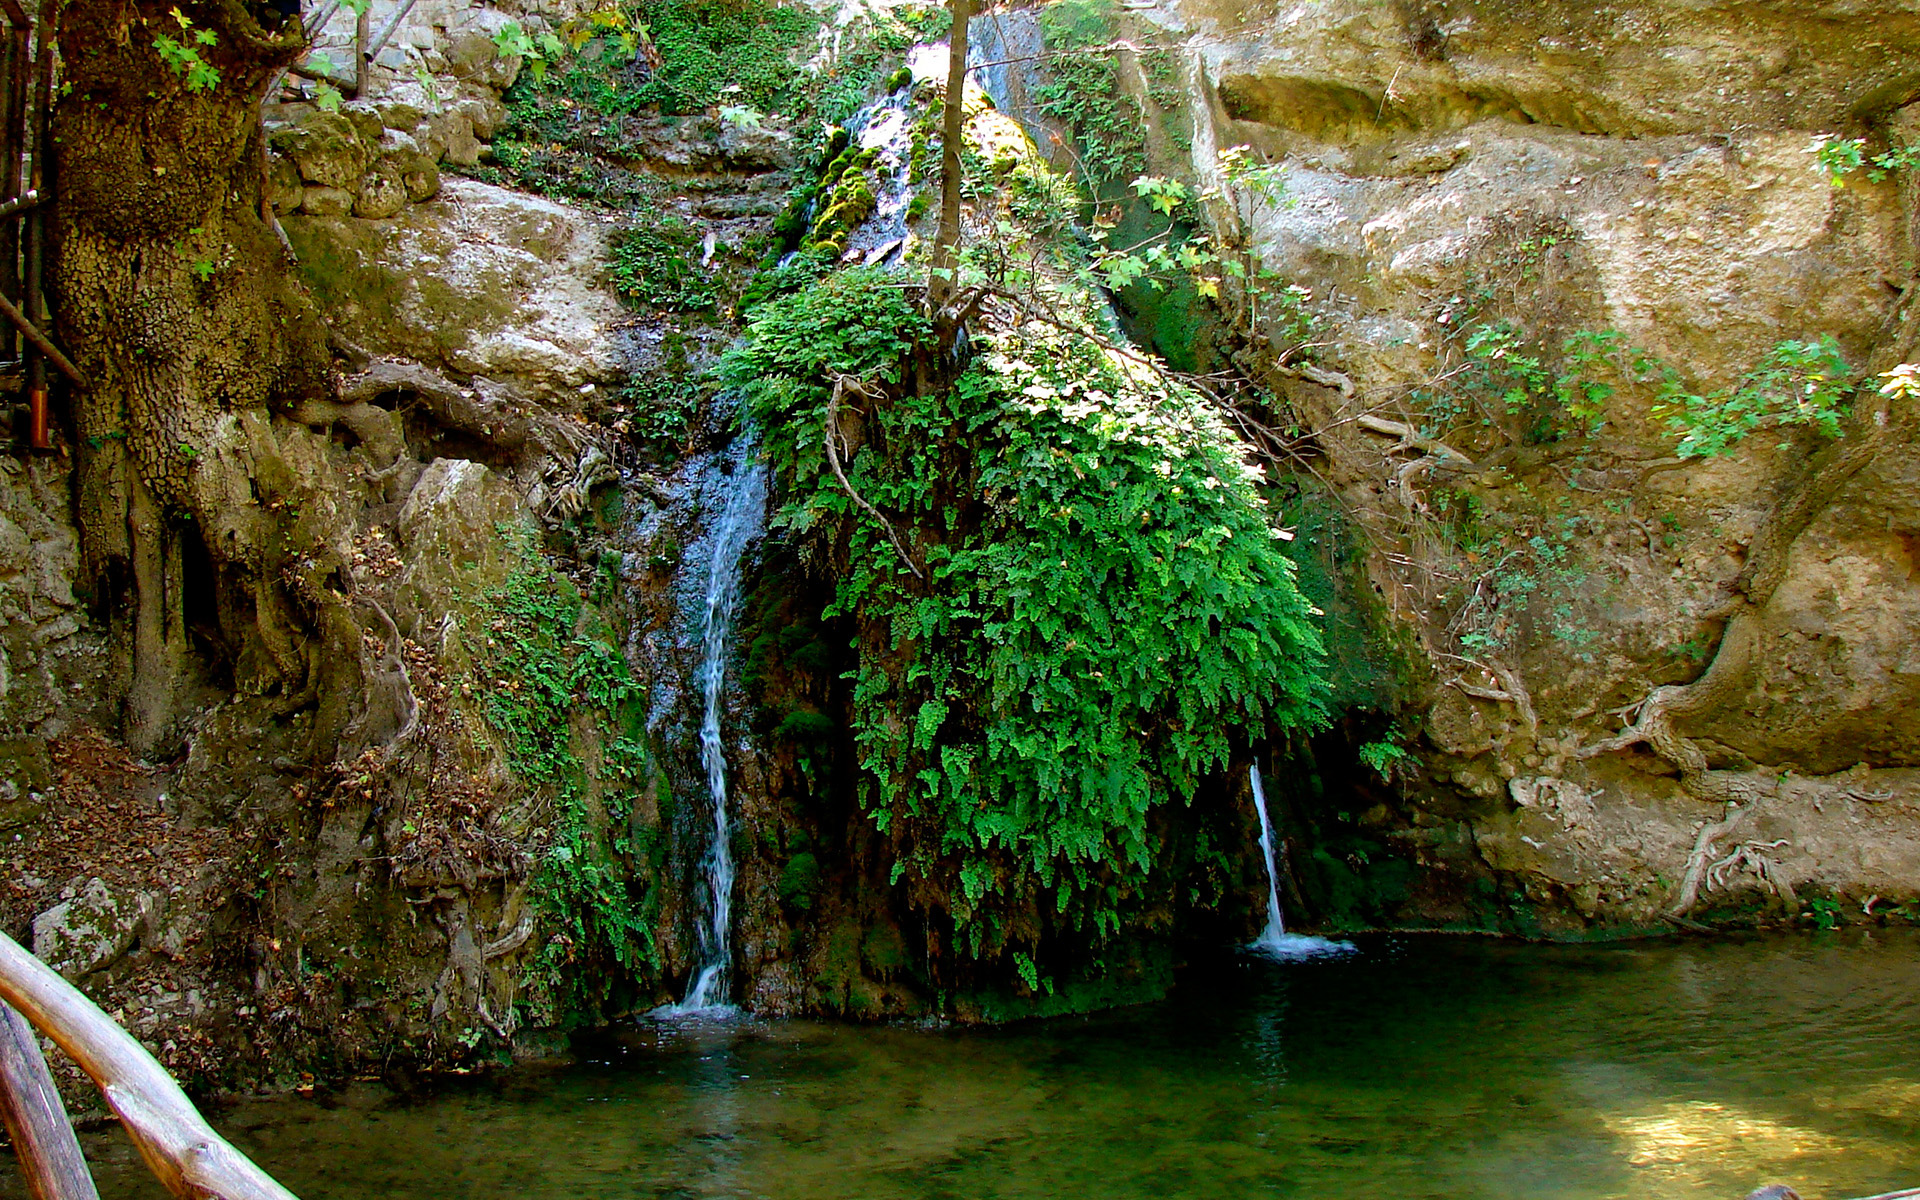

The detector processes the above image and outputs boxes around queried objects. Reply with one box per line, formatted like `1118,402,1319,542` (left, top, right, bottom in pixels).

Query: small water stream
32,932,1920,1200
1248,764,1353,961
674,437,769,1014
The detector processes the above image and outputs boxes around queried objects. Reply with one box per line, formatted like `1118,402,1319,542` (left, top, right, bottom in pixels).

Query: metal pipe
304,0,342,37
24,0,50,449
0,26,19,359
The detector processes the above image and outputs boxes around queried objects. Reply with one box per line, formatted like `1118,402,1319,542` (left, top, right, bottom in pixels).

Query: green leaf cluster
1649,335,1853,458
608,214,718,311
722,269,1328,954
1814,135,1920,185
468,527,664,1019
153,8,220,92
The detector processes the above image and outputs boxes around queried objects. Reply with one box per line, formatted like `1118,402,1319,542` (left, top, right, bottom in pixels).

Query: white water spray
1248,764,1355,961
676,451,769,1013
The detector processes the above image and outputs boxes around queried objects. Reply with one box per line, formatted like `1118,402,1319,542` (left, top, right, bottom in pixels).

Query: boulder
389,150,442,203
355,166,410,219
300,184,356,216
267,154,305,214
444,31,520,91
269,111,372,190
32,878,137,980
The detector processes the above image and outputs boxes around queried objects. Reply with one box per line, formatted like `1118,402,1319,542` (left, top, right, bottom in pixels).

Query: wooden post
353,4,369,98
0,1002,98,1200
0,933,298,1200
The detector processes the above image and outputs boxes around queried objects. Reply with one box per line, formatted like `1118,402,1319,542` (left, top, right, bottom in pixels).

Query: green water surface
23,932,1920,1200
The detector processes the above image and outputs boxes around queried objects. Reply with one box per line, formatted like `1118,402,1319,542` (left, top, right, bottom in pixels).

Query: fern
723,270,1329,955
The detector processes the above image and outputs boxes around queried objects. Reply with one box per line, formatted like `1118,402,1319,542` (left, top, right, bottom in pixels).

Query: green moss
777,852,822,910
773,708,838,743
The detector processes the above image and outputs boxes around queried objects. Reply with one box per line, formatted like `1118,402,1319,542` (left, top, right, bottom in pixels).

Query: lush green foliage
469,527,663,1020
1033,0,1146,199
631,0,818,114
609,214,718,311
721,270,1327,952
1814,135,1920,185
1648,335,1852,457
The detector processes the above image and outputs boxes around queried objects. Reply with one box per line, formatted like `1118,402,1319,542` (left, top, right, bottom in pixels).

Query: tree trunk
51,1,346,754
928,0,971,309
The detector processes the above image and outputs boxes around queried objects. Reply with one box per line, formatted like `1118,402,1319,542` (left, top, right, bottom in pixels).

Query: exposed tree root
1579,282,1920,845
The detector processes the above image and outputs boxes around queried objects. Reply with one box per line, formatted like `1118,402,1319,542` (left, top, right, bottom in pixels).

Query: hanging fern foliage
722,269,1328,957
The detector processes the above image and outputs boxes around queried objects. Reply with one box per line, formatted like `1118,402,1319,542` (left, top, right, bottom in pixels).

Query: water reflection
17,932,1919,1200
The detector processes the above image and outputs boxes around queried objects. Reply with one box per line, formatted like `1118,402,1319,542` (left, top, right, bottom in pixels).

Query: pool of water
24,932,1920,1200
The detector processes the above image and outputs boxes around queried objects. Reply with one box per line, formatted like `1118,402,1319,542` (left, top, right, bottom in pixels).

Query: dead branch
826,374,924,580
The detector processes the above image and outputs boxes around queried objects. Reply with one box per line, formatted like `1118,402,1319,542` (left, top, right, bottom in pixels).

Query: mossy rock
269,111,373,191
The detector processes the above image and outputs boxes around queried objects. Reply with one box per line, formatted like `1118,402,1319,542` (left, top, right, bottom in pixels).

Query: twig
826,374,924,580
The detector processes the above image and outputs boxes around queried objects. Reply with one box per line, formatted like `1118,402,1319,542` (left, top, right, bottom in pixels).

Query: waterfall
1251,763,1288,941
675,444,770,1013
1247,764,1356,961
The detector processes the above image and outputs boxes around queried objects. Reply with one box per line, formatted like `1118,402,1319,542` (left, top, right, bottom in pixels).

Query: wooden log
0,1002,98,1200
0,932,298,1200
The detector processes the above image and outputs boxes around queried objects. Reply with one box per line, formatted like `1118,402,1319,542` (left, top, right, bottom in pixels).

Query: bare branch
826,374,925,580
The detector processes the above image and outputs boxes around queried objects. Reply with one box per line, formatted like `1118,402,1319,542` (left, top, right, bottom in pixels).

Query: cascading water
1248,763,1355,961
674,442,770,1013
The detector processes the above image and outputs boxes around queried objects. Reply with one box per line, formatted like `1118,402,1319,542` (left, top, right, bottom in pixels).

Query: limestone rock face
1120,0,1920,927
391,457,529,637
284,179,629,401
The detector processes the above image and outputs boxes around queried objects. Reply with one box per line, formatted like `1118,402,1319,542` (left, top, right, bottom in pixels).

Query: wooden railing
0,931,297,1200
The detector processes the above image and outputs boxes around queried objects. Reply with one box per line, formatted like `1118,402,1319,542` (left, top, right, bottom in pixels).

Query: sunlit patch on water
1601,1098,1900,1193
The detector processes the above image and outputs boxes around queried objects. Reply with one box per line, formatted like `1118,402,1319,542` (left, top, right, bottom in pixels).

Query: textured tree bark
50,1,346,754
